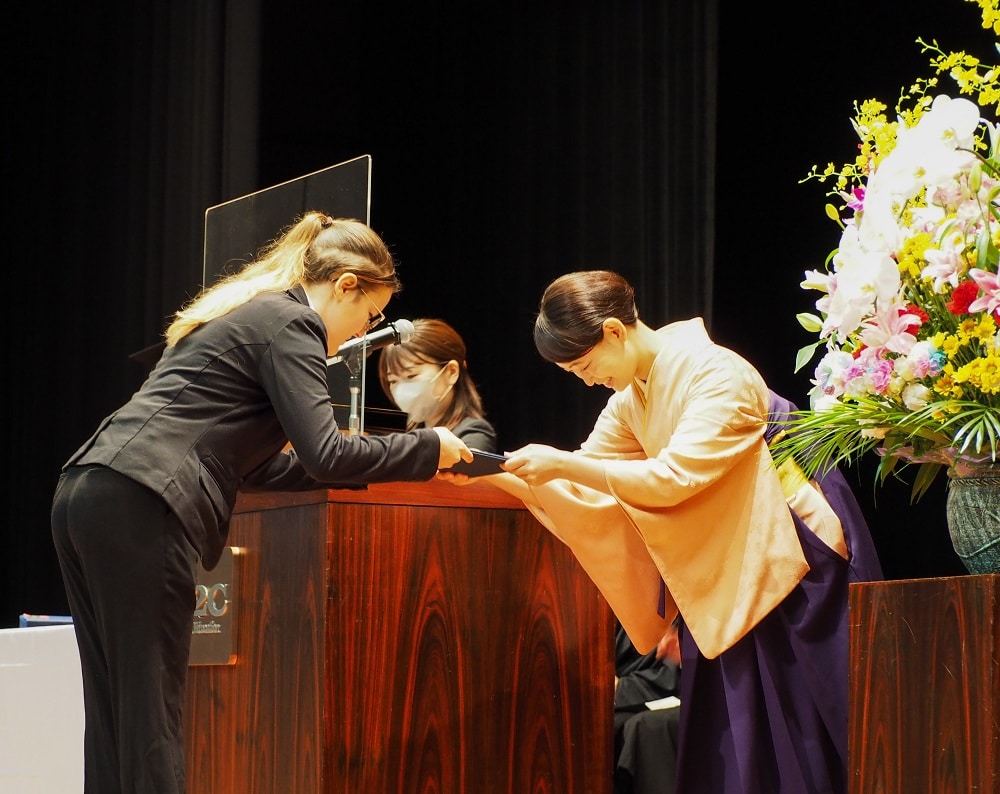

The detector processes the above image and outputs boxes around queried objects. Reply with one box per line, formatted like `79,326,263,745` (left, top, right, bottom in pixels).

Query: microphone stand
328,319,414,436
344,344,367,436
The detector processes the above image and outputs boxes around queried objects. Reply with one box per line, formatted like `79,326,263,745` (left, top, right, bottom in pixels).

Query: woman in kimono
475,270,883,793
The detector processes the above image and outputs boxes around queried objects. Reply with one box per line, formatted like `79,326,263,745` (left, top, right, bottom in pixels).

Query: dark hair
533,270,638,363
378,318,487,430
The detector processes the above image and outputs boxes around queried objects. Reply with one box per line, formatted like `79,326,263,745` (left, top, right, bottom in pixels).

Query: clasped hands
437,442,567,486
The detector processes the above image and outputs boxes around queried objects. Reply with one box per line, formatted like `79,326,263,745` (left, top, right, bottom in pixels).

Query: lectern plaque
189,546,239,666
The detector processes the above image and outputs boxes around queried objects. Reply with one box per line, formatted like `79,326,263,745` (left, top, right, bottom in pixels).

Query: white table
0,624,84,793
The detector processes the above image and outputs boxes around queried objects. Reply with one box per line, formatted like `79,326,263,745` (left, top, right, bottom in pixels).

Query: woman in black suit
378,318,498,453
50,212,472,794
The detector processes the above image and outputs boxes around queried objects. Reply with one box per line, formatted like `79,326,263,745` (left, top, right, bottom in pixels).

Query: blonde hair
165,212,399,346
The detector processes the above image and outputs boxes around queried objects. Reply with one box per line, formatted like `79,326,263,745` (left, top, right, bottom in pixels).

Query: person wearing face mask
49,213,472,794
378,318,498,453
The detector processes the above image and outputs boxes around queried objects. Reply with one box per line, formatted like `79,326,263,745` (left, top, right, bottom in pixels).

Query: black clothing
450,415,498,454
66,286,439,570
54,285,442,793
614,624,681,794
52,466,197,794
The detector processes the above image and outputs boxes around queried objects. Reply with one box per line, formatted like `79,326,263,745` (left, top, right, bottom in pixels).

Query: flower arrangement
772,0,1000,500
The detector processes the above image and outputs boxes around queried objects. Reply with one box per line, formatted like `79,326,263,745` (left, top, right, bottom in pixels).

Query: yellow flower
976,353,1000,392
973,314,998,340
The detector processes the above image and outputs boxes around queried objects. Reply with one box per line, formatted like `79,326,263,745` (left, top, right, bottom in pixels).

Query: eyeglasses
359,288,385,334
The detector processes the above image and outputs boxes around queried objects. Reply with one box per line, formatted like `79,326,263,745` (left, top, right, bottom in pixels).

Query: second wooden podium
848,573,999,792
184,479,614,793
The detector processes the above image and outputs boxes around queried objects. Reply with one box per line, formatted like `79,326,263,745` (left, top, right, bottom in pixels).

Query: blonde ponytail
165,212,398,347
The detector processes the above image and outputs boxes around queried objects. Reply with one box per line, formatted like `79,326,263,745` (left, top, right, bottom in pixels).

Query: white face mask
390,365,450,425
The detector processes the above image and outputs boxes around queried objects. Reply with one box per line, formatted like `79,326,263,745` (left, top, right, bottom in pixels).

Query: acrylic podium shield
202,154,372,286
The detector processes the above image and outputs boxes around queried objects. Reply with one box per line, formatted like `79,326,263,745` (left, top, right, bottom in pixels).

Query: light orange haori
522,319,846,657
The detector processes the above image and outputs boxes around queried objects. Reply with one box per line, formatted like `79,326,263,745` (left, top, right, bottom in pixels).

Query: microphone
327,318,415,366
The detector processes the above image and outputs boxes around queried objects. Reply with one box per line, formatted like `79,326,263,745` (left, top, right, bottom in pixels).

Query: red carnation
946,280,980,315
901,303,928,333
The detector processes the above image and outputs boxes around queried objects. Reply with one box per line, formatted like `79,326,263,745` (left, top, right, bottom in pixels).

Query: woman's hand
502,444,567,486
436,469,473,486
432,427,473,470
655,622,681,667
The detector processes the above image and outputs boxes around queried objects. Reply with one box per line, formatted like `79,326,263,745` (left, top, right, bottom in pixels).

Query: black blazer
67,286,440,569
450,416,498,454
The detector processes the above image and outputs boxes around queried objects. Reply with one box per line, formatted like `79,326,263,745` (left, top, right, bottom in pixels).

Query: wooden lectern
184,479,614,794
848,574,999,793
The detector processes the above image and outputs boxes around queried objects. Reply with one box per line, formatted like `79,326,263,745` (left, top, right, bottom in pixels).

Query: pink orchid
858,297,921,355
967,267,1000,316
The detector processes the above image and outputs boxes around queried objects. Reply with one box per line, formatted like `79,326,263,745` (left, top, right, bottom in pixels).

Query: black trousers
614,707,681,794
51,465,198,794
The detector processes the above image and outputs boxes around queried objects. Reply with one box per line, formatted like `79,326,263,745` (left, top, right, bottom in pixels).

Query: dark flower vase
946,462,1000,574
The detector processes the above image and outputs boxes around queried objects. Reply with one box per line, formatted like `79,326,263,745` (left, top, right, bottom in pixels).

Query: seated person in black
379,318,498,452
615,621,681,794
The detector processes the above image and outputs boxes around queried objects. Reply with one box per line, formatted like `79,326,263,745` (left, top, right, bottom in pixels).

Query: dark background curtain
4,0,986,627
